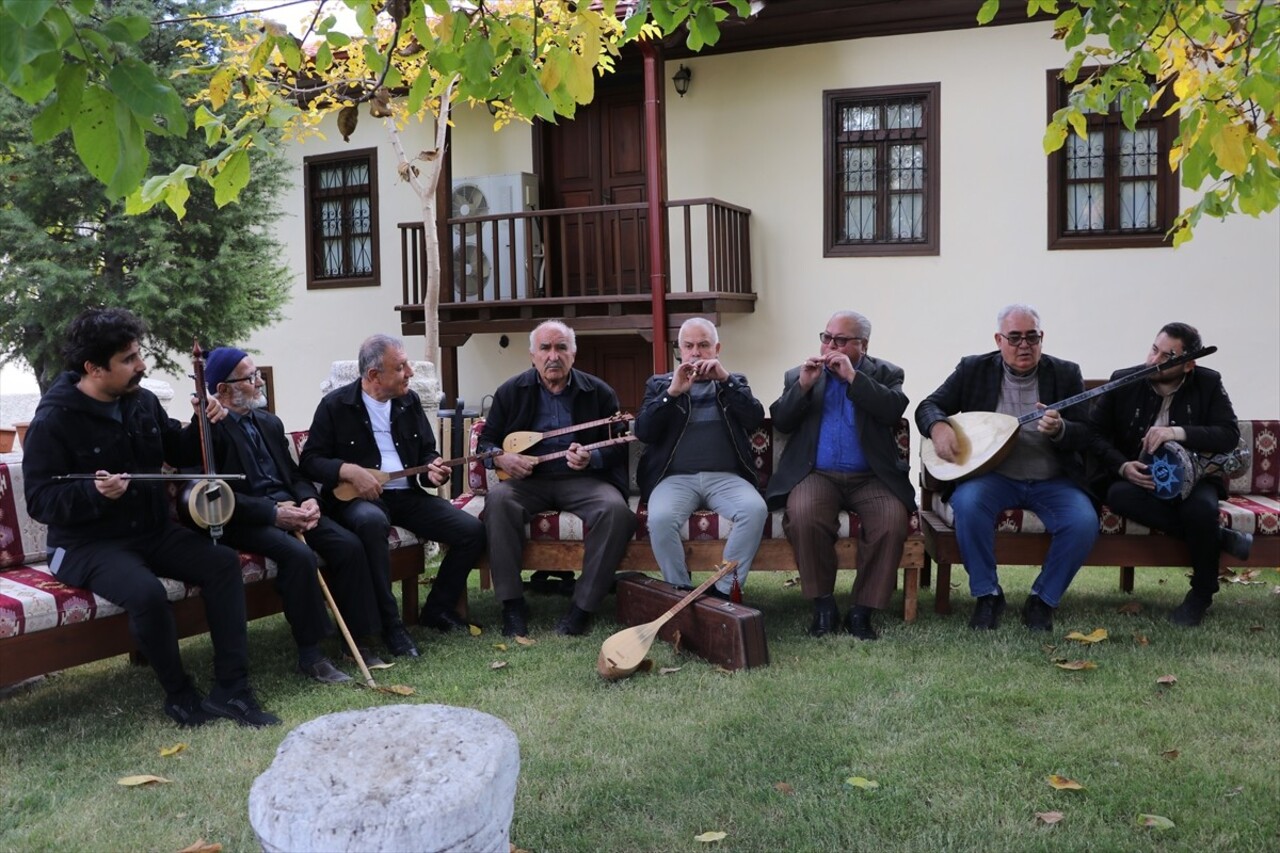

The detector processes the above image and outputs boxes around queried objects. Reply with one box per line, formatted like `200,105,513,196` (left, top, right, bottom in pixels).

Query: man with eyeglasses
1086,322,1249,627
200,346,381,683
916,304,1097,632
767,311,916,640
301,334,486,658
635,318,767,599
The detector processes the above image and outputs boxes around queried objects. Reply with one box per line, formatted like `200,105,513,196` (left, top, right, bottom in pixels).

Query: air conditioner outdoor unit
451,172,540,299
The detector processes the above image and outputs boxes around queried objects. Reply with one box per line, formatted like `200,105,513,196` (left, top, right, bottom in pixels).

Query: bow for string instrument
181,339,237,541
920,346,1218,483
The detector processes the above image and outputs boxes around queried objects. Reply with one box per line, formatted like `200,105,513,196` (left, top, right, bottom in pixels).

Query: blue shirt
815,370,869,473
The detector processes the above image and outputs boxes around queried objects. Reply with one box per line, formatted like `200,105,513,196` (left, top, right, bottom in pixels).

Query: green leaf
106,102,148,200
7,51,60,102
325,30,351,48
977,0,1001,25
407,64,436,114
1043,121,1068,153
101,14,150,45
213,148,250,208
276,34,302,71
316,41,333,72
31,62,87,142
1137,813,1176,831
0,16,58,86
692,5,722,47
4,0,55,28
108,57,187,136
70,83,120,187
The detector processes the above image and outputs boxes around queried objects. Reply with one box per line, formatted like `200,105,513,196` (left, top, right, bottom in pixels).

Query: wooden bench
450,418,928,622
917,419,1280,614
0,431,426,687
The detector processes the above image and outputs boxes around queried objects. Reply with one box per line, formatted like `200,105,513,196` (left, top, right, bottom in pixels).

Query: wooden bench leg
921,556,932,589
402,577,421,626
933,562,953,615
1119,566,1134,593
902,566,919,624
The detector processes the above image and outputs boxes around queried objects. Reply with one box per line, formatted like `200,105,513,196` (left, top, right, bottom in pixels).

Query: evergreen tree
0,0,291,391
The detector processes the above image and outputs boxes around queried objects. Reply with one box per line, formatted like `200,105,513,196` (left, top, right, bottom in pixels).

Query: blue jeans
950,474,1097,607
647,472,767,594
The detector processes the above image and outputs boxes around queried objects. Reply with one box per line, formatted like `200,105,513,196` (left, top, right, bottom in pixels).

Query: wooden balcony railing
399,197,752,310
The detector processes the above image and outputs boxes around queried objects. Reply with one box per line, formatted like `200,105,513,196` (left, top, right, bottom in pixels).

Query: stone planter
0,428,14,454
12,421,29,448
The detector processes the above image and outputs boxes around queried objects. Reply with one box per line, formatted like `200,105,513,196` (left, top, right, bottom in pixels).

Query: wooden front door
542,74,648,297
572,335,654,413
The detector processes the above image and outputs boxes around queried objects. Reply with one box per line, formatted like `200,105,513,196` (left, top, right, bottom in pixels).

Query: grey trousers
483,475,636,612
646,472,767,593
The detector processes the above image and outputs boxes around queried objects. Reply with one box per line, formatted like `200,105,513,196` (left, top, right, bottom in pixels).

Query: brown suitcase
613,572,769,670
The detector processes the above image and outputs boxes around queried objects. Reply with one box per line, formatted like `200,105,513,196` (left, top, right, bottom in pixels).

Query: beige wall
158,20,1278,441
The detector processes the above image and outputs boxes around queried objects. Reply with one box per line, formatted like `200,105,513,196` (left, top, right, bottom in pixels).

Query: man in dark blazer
300,335,486,658
202,346,378,682
1087,322,1249,626
915,304,1097,632
478,320,635,638
767,311,916,640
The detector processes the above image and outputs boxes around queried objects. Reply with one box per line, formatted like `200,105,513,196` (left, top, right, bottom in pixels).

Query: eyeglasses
998,332,1043,347
819,333,866,347
224,370,262,384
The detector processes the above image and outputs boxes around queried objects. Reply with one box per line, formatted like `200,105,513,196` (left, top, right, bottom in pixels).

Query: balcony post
641,41,668,374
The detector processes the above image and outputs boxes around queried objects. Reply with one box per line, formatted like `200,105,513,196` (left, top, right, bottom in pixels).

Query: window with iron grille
304,149,380,288
1047,71,1179,249
824,83,940,257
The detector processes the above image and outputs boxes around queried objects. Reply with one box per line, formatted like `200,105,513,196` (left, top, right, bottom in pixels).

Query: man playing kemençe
479,320,636,637
22,308,279,727
1086,322,1250,626
915,303,1098,632
635,318,767,599
300,334,486,658
201,346,387,682
768,311,916,640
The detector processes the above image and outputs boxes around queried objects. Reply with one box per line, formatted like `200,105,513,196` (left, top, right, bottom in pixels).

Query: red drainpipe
640,41,669,374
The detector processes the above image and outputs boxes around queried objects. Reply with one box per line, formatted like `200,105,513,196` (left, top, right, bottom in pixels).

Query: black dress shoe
344,645,390,670
420,605,473,633
1220,528,1254,561
844,605,879,641
969,592,1007,630
807,595,840,637
164,686,216,728
298,657,353,684
383,623,420,657
555,605,592,636
1020,594,1054,632
1168,591,1212,627
501,599,530,638
201,687,281,728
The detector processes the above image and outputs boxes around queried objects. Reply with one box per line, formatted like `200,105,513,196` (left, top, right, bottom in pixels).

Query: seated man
768,311,915,640
915,303,1098,632
201,346,386,681
300,334,486,658
635,318,767,599
1087,322,1250,626
479,320,635,637
22,308,279,727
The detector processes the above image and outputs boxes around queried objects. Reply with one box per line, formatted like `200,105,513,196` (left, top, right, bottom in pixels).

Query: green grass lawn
2,565,1277,852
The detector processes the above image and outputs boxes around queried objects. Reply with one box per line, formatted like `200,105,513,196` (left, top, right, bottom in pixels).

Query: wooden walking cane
597,560,738,681
290,530,377,688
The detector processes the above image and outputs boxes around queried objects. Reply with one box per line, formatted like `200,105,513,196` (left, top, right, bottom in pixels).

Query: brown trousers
783,470,910,610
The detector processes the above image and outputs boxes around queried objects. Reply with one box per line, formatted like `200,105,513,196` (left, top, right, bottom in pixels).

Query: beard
231,386,268,410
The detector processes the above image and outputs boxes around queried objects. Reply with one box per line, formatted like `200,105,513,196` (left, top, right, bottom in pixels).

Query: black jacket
1086,365,1238,501
478,367,629,497
766,356,916,511
299,379,440,501
914,351,1093,498
205,409,320,527
23,372,199,549
634,372,764,503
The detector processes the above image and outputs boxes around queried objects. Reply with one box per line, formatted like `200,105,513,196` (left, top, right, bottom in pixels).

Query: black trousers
50,524,249,696
329,488,486,627
1106,479,1223,598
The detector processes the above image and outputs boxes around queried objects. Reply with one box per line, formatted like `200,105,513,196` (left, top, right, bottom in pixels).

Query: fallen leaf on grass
659,666,682,675
366,658,395,671
1035,811,1065,825
493,643,508,652
773,782,794,795
783,577,798,588
117,775,171,787
713,665,733,674
159,743,186,758
1161,749,1180,760
672,629,683,654
1134,633,1150,646
377,684,416,696
489,661,508,670
514,636,536,647
178,839,222,853
694,830,727,842
1117,601,1143,615
844,776,880,790
1250,624,1264,632
1047,775,1084,790
1156,674,1178,686
1225,785,1244,798
468,624,483,636
1137,813,1175,830
1271,585,1280,596
1054,660,1097,671
1065,628,1108,644
509,844,532,853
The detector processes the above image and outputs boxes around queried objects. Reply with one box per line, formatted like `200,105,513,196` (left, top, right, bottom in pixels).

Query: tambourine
1148,438,1251,501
